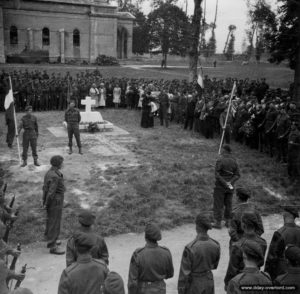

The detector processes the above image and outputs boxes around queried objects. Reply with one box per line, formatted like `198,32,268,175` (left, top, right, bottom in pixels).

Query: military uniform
213,152,240,227
178,234,220,294
65,107,82,152
227,268,272,294
58,255,108,294
264,108,277,157
159,92,169,128
43,166,65,250
276,111,291,163
18,110,39,164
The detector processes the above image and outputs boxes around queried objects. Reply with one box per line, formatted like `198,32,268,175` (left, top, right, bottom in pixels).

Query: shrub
95,55,119,66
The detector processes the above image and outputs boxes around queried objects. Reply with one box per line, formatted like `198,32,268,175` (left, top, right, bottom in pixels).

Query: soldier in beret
104,271,125,294
227,240,272,294
128,223,174,294
42,155,65,255
17,105,40,167
224,212,267,289
58,232,108,294
229,187,264,246
265,205,300,280
66,209,109,267
274,244,300,293
212,145,240,229
178,213,220,294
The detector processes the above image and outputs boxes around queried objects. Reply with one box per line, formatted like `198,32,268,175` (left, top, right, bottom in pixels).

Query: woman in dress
138,85,145,109
89,83,99,109
141,91,151,128
113,84,121,108
99,83,106,108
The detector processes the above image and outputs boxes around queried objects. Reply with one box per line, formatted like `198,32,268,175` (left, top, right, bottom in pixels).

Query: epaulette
186,238,198,249
158,245,171,252
209,237,220,246
260,271,272,281
93,258,107,267
134,247,146,255
235,272,246,282
65,262,79,274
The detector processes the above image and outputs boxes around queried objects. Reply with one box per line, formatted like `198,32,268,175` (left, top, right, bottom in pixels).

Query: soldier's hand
11,249,21,258
15,134,18,138
14,272,25,281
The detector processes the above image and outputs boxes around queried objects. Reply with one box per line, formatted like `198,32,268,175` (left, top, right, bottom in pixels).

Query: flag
197,72,204,88
4,86,13,110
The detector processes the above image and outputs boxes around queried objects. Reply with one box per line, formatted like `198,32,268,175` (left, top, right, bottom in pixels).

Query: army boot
68,147,73,155
79,148,83,155
34,159,41,166
20,160,27,167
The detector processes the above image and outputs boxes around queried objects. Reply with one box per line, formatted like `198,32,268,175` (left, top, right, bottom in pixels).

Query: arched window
10,26,18,45
42,27,50,46
73,29,80,47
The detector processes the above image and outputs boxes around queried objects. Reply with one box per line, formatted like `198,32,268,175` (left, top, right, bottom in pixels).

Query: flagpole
218,82,236,155
9,76,22,164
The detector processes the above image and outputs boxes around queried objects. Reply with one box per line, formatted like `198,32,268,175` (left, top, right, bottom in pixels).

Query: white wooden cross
81,96,95,112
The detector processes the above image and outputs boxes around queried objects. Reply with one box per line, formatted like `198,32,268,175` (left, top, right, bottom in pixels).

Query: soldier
65,100,82,155
17,105,40,167
128,223,174,294
42,155,65,255
224,212,267,289
178,213,220,294
158,88,170,128
0,221,20,260
227,240,272,294
212,145,240,229
66,210,109,267
58,232,109,294
264,205,300,280
104,272,125,294
229,187,264,246
264,103,277,157
274,244,300,293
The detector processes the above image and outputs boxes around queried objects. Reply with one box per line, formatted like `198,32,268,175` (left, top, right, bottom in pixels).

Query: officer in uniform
104,272,125,294
265,205,300,280
274,244,300,293
42,155,65,255
128,223,174,294
65,100,82,155
58,232,109,294
17,105,40,167
224,212,267,289
229,187,264,246
227,240,272,294
178,213,220,294
212,145,240,229
66,210,109,267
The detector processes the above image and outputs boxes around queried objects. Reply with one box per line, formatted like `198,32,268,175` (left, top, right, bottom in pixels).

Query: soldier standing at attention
227,240,272,294
42,155,65,255
265,206,300,280
178,213,220,294
212,145,240,229
128,223,174,294
65,100,82,155
66,210,109,267
58,232,108,294
17,105,40,167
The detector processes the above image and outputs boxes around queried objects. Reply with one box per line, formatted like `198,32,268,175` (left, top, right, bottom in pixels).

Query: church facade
0,0,134,64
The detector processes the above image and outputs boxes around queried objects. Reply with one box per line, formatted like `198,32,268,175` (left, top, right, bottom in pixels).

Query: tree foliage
225,34,236,60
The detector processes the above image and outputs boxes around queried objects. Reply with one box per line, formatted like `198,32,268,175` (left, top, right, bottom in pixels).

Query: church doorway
117,27,128,59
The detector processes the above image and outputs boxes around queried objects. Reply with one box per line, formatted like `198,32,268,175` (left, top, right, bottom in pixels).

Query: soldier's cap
236,187,251,201
104,272,125,294
195,213,212,230
242,239,264,266
241,212,259,228
25,105,32,111
285,244,300,264
78,210,96,226
11,288,34,294
145,223,162,241
282,205,299,218
74,232,94,249
222,144,232,153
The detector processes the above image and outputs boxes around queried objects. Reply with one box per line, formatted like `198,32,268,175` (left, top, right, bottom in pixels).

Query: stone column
27,28,34,50
0,8,5,63
127,33,132,59
59,29,65,64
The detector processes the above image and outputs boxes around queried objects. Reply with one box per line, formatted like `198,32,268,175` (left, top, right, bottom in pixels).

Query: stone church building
0,0,134,63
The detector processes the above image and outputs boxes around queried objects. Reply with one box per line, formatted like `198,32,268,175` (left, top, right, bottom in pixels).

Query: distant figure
161,59,166,69
113,84,121,108
213,60,217,68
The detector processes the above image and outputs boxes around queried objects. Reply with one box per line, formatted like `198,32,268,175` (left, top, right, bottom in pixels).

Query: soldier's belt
138,280,165,287
191,270,212,277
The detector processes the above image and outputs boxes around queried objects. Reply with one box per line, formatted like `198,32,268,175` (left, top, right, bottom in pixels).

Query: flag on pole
197,71,204,88
4,85,14,110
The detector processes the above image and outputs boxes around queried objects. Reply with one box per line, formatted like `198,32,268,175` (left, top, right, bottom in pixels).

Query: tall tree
132,11,150,54
189,0,203,82
148,2,189,67
206,0,219,57
225,34,236,61
223,25,236,55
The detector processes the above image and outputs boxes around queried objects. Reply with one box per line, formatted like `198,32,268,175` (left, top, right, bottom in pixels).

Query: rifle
2,183,7,194
14,264,27,289
3,207,20,243
6,243,21,286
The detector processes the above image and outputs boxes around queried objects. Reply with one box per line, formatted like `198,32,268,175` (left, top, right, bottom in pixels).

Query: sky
139,0,277,53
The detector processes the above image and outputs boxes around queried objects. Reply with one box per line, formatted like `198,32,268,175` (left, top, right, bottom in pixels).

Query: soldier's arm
57,270,70,294
231,162,240,185
224,245,243,287
64,111,68,123
34,117,38,135
227,279,240,294
255,210,264,236
128,252,139,294
165,249,174,279
213,243,221,269
78,111,81,123
178,247,192,294
44,176,59,206
17,119,23,135
66,238,76,267
215,159,228,188
98,238,109,265
229,214,240,242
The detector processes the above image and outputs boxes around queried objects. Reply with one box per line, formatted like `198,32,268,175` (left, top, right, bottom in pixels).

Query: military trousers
6,118,15,147
46,195,64,248
213,186,233,223
137,280,166,294
186,271,215,294
159,106,169,128
22,131,38,161
67,123,81,148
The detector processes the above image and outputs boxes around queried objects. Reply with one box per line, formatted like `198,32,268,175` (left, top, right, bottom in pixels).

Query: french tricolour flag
4,79,14,119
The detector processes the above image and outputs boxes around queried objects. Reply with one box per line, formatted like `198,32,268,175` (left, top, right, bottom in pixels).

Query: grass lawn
0,108,298,245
